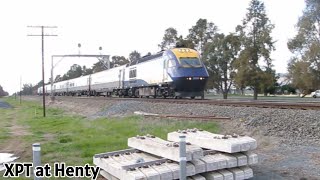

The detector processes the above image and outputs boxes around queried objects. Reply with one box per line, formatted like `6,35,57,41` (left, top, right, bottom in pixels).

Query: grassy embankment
0,97,218,166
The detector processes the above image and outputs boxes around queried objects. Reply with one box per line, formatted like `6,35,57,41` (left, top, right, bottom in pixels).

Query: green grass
0,97,219,167
0,110,11,144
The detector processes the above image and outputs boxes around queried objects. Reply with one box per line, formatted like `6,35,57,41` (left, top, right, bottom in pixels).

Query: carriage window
129,68,137,78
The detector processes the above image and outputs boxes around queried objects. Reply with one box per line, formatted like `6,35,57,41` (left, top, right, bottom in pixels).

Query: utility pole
27,26,57,117
20,76,22,105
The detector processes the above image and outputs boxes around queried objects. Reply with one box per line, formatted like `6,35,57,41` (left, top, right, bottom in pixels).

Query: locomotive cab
165,48,209,99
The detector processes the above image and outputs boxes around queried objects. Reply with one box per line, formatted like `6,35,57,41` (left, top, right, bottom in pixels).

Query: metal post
50,56,55,101
41,26,46,117
179,135,186,180
32,143,41,180
78,43,81,55
107,57,110,69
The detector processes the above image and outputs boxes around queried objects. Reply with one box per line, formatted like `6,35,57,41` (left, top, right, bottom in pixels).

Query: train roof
129,51,164,66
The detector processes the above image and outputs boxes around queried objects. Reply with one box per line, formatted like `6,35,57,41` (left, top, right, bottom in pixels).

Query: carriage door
66,82,69,93
119,69,124,88
87,75,91,92
163,59,169,82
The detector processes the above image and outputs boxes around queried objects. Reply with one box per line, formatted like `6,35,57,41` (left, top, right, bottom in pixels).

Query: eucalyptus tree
0,85,9,97
66,64,83,79
187,18,218,55
287,0,320,92
112,56,129,67
234,0,275,100
159,27,178,50
129,50,141,62
203,33,241,99
287,57,314,95
176,35,195,49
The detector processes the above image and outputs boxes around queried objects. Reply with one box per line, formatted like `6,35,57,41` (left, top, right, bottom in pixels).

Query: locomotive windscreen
179,57,202,67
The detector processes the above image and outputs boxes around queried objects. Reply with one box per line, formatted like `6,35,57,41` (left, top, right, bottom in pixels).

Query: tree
203,33,241,99
187,18,218,54
31,80,44,95
260,69,278,96
54,75,62,82
287,0,320,91
21,84,33,95
176,35,195,49
92,61,108,73
234,0,275,100
129,50,141,63
159,27,178,50
159,27,195,49
66,64,83,79
287,57,314,94
62,74,68,81
59,64,84,80
0,85,9,97
280,84,296,94
111,56,129,67
82,66,93,76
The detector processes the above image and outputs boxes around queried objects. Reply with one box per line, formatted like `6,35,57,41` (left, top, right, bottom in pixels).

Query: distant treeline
0,85,9,97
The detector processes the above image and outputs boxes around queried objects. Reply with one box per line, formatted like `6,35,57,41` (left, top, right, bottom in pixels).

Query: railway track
53,96,320,110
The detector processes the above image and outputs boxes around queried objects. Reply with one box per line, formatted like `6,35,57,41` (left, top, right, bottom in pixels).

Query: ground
0,97,217,179
1,96,320,179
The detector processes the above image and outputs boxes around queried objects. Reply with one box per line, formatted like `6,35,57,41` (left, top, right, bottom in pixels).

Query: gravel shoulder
23,96,320,179
0,98,12,109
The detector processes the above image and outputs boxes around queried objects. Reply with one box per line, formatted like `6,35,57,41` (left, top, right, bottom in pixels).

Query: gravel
90,100,320,178
0,99,11,109
91,100,320,145
26,96,320,179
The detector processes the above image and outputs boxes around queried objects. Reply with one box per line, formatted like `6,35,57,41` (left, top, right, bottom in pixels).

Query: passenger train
38,48,209,99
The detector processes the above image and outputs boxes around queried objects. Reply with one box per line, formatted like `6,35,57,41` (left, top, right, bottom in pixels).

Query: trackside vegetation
0,98,218,167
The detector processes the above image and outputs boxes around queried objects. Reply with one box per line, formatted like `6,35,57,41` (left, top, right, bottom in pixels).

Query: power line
27,25,57,117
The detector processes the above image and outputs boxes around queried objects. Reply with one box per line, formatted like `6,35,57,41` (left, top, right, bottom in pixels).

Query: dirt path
0,106,31,159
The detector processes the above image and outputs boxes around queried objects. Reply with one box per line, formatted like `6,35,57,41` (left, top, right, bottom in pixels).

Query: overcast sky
0,0,305,94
